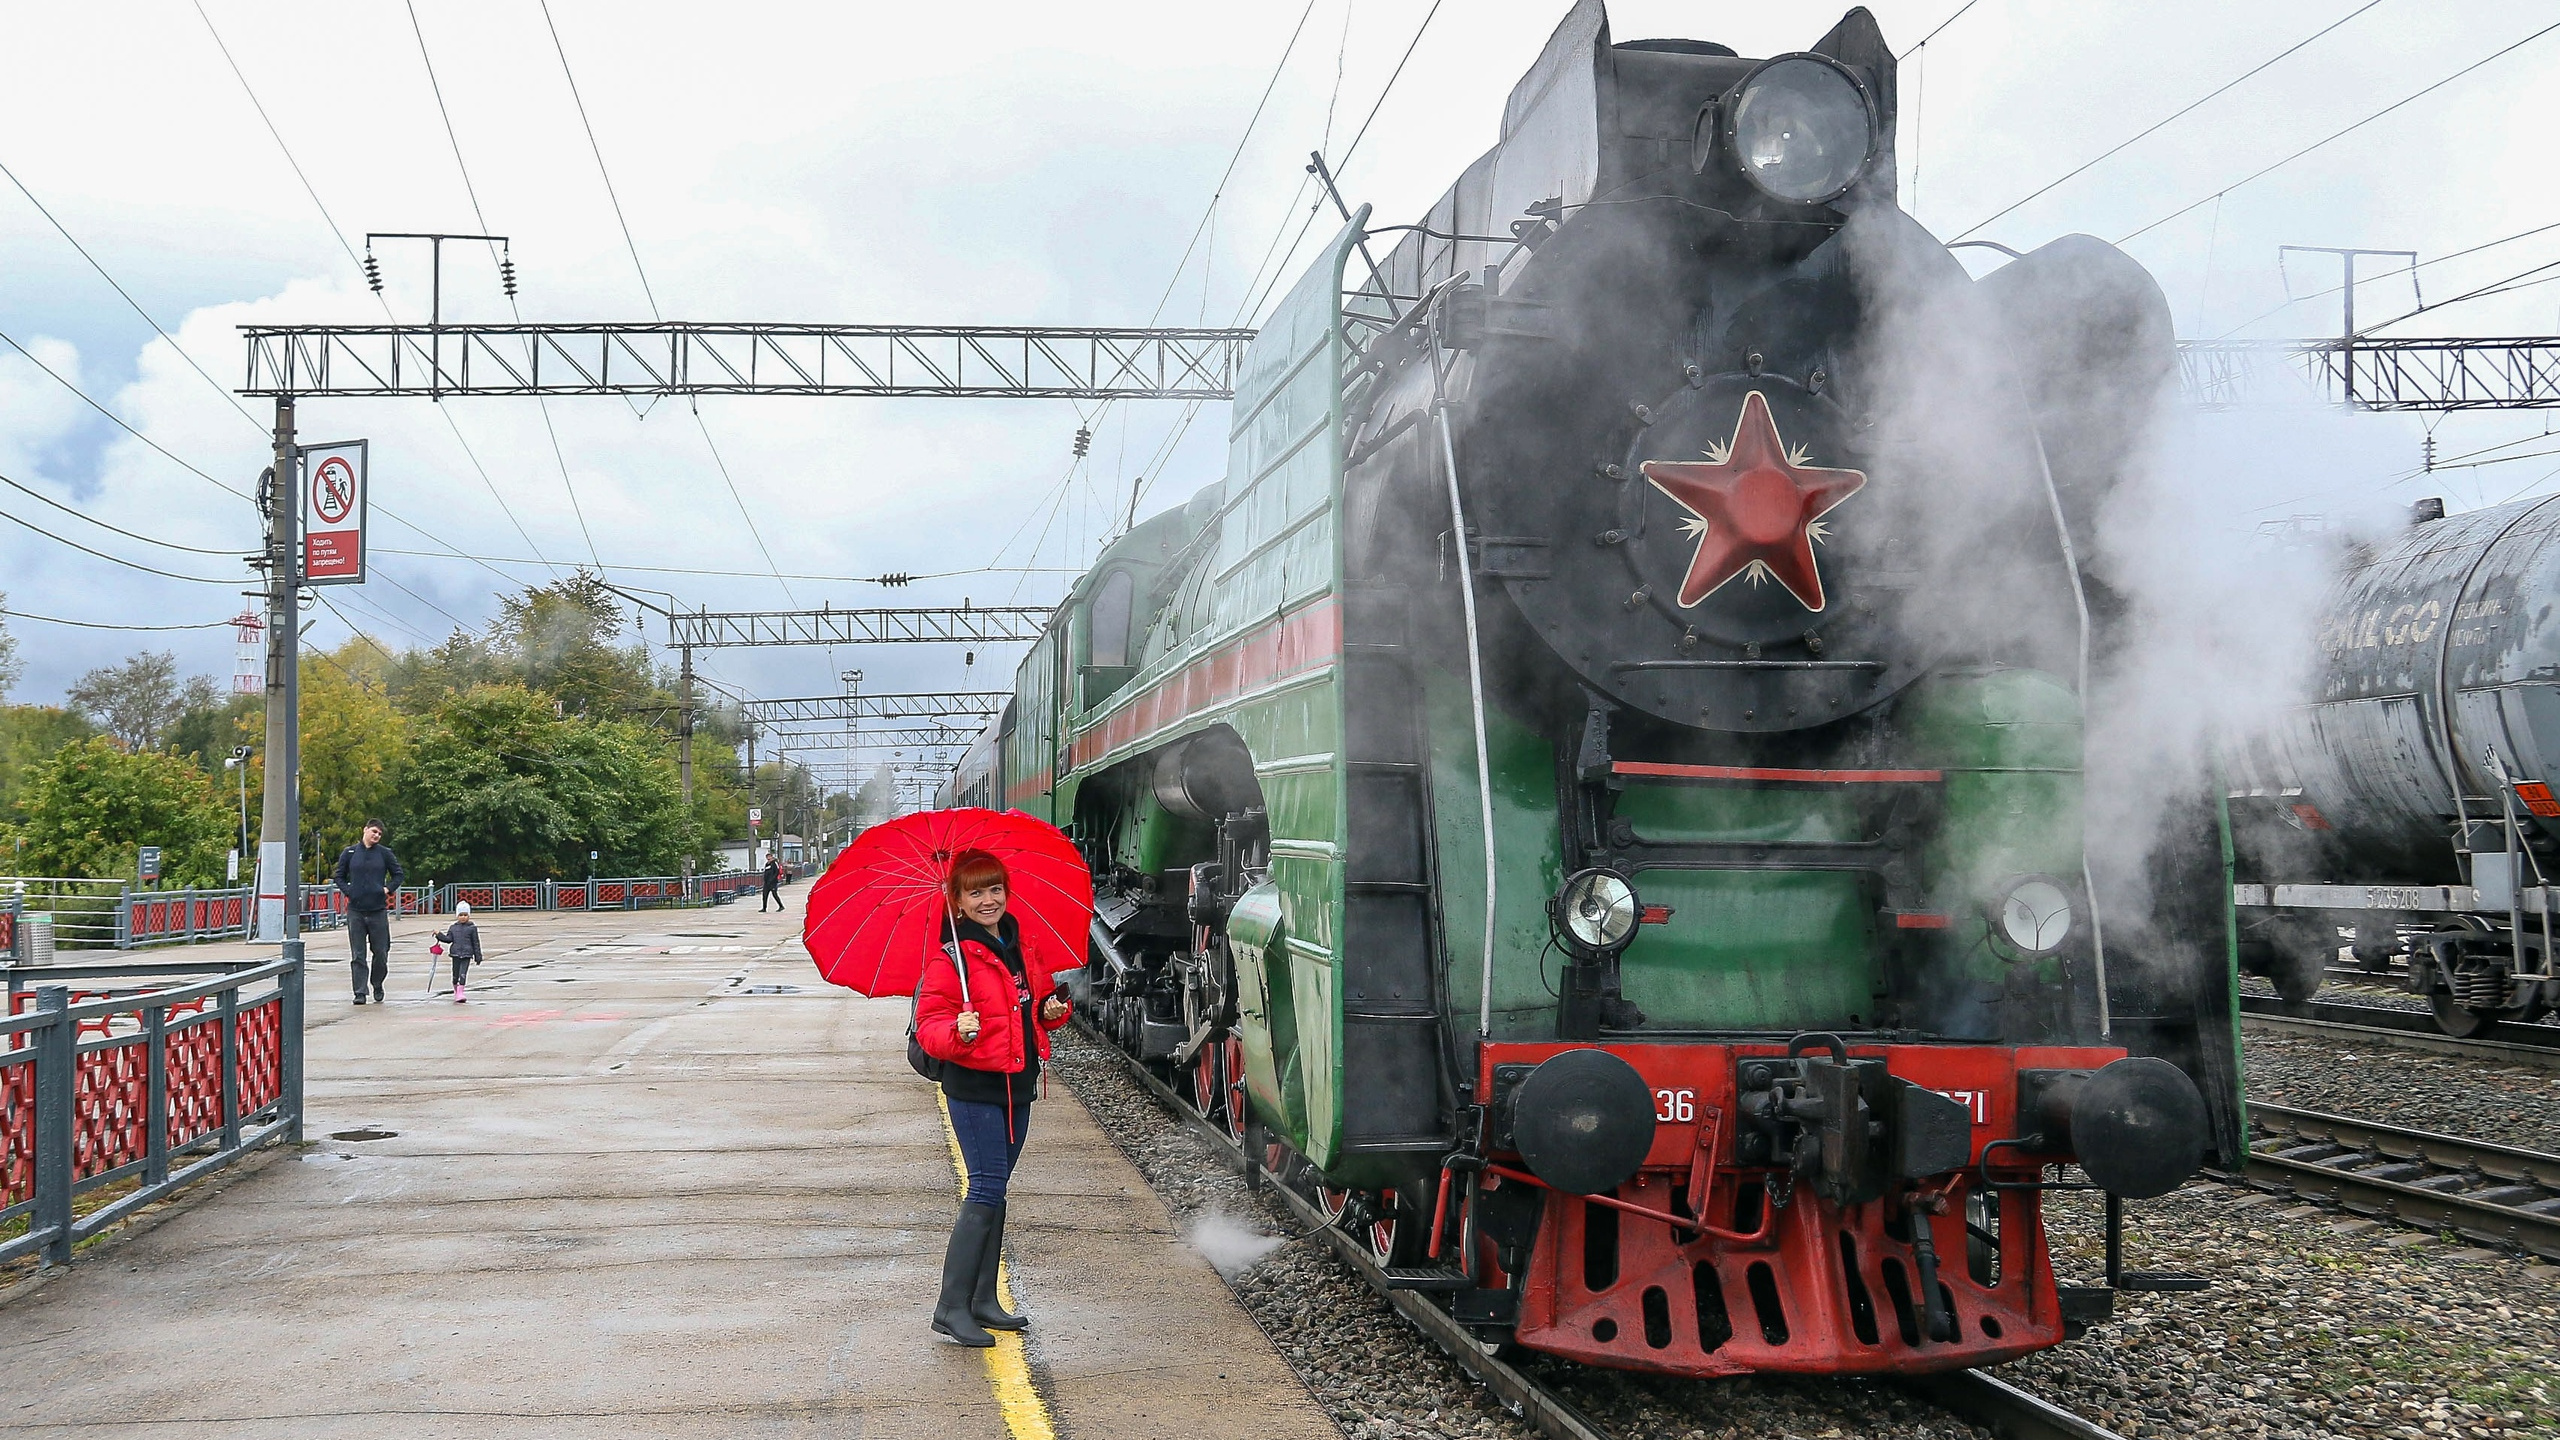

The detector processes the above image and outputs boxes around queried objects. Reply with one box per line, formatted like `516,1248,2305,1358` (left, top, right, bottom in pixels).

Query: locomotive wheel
2430,992,2500,1039
1319,1185,1418,1267
1366,1187,1423,1268
1191,1043,1222,1127
1220,1035,1250,1147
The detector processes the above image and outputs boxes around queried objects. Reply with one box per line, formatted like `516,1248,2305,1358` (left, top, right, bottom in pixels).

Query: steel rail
1072,1022,2125,1440
2240,1103,2560,1259
2239,994,2560,1068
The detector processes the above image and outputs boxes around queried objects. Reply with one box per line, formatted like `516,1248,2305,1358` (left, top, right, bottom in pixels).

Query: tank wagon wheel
2430,993,2501,1039
2268,917,2331,1004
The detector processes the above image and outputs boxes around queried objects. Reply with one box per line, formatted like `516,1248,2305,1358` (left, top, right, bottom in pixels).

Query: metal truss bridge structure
733,691,1006,726
241,323,1255,400
664,605,1049,650
244,322,2560,412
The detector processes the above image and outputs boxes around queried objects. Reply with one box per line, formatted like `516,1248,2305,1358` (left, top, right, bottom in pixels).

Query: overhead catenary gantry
755,726,983,752
240,323,1256,400
732,690,1006,726
662,604,1049,650
240,321,2560,412
2179,336,2560,411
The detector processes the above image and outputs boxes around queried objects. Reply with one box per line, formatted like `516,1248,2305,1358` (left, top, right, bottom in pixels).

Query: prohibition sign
311,455,358,525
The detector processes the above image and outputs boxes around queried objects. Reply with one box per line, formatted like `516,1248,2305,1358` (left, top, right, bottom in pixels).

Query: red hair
943,849,1010,909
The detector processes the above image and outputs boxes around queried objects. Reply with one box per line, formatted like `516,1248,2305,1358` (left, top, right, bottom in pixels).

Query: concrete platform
0,906,1338,1438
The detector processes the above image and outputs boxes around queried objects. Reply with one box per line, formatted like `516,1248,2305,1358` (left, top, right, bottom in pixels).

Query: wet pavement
0,903,1336,1438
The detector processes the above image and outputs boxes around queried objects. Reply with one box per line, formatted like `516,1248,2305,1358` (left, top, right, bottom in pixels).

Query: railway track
2240,1102,2560,1261
1075,1022,2124,1440
2238,994,2560,1068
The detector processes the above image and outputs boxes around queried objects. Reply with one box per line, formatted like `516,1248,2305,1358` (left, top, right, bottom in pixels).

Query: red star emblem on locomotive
1638,390,1867,612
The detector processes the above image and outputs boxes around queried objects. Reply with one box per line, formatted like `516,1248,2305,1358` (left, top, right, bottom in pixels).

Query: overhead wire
401,0,590,577
1951,0,2385,242
528,0,815,618
0,496,243,585
1,608,230,633
2211,218,2560,340
189,0,566,607
0,156,267,435
0,328,247,501
538,0,659,321
1120,0,1447,530
0,472,247,556
2118,20,2560,246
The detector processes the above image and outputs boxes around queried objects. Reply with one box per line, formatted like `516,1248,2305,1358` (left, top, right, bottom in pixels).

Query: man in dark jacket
760,853,785,912
334,820,406,1005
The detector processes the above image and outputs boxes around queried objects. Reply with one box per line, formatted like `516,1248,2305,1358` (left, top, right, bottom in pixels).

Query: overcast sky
4,0,2556,783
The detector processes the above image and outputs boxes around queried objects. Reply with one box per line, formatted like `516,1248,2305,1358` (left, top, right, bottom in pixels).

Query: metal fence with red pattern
0,955,303,1269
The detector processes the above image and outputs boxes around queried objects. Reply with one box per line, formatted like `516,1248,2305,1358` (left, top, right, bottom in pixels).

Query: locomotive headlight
1988,875,2075,956
1723,54,1877,205
1552,869,1640,956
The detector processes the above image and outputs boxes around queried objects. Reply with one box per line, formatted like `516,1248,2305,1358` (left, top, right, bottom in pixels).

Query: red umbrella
802,807,1094,998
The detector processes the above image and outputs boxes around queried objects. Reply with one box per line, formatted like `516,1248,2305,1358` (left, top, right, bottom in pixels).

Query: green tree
15,735,232,884
168,692,260,772
398,684,689,880
495,573,655,718
0,595,24,702
0,705,97,825
300,644,409,864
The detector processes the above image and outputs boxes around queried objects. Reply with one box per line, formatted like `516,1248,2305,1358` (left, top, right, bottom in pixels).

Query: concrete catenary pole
677,643,695,891
256,396,302,945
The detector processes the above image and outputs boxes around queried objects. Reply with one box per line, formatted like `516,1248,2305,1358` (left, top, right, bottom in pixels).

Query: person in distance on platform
912,849,1073,1347
433,902,481,1004
333,820,405,1006
760,852,785,912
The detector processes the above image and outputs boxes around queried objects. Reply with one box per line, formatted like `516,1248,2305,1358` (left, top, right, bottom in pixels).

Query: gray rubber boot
930,1202,998,1347
971,1200,1027,1330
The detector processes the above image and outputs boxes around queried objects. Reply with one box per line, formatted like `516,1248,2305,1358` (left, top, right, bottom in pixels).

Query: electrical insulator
964,651,976,667
1072,425,1091,458
500,254,519,299
2423,433,2437,472
363,253,383,294
876,572,910,587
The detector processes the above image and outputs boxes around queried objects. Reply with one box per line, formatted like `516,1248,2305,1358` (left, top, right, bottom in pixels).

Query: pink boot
453,981,467,1004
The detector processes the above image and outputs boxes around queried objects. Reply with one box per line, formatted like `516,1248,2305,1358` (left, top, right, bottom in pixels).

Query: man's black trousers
761,880,783,912
347,909,392,998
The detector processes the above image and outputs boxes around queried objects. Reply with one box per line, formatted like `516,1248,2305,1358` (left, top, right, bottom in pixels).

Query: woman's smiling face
960,878,1008,927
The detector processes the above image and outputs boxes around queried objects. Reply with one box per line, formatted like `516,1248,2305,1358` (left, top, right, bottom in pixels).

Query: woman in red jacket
913,848,1073,1347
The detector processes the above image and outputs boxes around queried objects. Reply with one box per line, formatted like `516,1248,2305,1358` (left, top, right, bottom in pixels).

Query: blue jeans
946,1098,1031,1206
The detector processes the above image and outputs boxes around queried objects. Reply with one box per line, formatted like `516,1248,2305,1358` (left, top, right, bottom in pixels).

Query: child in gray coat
433,903,482,1003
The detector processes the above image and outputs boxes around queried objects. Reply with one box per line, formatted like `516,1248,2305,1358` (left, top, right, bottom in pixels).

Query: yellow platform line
935,1091,1056,1440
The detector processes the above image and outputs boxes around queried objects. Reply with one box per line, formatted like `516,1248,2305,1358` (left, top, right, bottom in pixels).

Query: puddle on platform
738,984,802,995
329,1128,398,1142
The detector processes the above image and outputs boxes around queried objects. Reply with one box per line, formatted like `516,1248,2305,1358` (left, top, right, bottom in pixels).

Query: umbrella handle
946,908,970,1008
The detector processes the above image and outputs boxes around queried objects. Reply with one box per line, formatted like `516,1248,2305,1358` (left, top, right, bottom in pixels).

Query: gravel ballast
2244,1027,2560,1155
1051,1025,2560,1440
